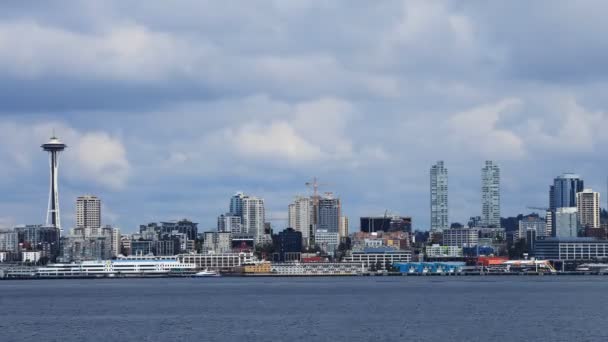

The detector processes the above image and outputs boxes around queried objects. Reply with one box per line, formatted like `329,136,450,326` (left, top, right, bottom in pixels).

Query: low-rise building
22,251,42,263
241,262,272,274
425,244,463,258
344,247,412,270
179,252,257,271
443,228,479,247
271,262,365,275
534,238,608,261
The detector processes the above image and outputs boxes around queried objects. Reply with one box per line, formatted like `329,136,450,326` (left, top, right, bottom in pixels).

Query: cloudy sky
0,1,607,232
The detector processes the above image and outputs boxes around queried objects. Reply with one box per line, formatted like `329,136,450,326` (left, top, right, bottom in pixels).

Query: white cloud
71,132,130,190
0,120,130,190
447,98,526,160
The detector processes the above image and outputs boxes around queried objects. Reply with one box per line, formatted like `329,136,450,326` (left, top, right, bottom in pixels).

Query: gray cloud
1,1,608,231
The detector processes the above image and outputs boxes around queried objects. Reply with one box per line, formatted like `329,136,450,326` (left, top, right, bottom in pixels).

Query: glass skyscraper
481,161,500,228
430,161,448,232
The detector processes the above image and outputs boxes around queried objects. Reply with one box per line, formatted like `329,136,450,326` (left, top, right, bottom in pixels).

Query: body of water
1,276,607,341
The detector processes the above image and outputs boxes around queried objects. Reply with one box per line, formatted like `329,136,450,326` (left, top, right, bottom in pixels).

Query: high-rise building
76,195,101,234
576,189,600,229
218,214,242,234
242,196,265,240
430,161,448,232
287,196,314,247
549,173,584,236
317,194,340,234
339,216,349,239
229,192,245,216
551,173,584,209
481,161,500,227
41,135,67,231
555,207,579,238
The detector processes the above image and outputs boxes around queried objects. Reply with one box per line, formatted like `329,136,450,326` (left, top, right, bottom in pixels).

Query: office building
425,244,463,258
518,217,547,240
360,216,412,233
317,194,341,234
534,238,608,261
288,196,314,247
430,161,449,232
443,228,479,248
314,229,340,255
229,192,245,217
42,135,67,230
272,228,302,262
217,214,242,234
551,173,584,209
481,161,500,227
555,207,579,238
344,247,412,270
0,230,18,253
339,216,349,239
577,189,600,229
15,225,61,261
160,219,198,241
203,232,232,254
76,195,101,234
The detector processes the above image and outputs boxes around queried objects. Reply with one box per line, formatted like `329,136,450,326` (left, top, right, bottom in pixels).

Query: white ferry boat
37,255,197,277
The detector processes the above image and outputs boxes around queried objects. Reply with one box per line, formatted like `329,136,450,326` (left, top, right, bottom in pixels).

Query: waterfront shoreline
3,271,608,280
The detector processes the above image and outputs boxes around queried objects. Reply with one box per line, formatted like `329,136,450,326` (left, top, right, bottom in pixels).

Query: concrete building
518,217,547,240
22,251,42,263
534,238,608,261
217,214,242,234
272,228,302,262
577,189,600,229
288,196,314,247
481,161,500,227
345,248,412,270
443,228,479,248
555,207,579,238
314,229,340,255
360,216,412,233
242,196,265,241
425,244,463,258
339,216,349,239
317,194,341,234
15,225,61,261
430,161,449,232
179,252,256,271
76,195,101,233
203,232,232,254
271,262,365,275
0,230,18,253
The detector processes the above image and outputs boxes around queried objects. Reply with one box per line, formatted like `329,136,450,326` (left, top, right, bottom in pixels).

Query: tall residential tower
430,161,448,232
481,161,500,227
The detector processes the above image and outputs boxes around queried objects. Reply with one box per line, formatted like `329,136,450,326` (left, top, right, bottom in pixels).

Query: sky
1,1,608,233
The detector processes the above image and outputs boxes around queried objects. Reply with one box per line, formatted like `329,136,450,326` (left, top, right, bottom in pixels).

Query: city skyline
2,2,608,232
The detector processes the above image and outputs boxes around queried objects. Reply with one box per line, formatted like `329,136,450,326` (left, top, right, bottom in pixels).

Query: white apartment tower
288,196,314,246
430,161,448,232
481,161,501,228
76,195,101,233
576,189,600,229
242,196,265,240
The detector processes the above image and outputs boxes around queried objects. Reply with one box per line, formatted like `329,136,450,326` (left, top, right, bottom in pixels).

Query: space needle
42,135,67,231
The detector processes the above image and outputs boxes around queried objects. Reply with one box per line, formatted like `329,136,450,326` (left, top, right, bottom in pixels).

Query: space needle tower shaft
41,135,67,230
